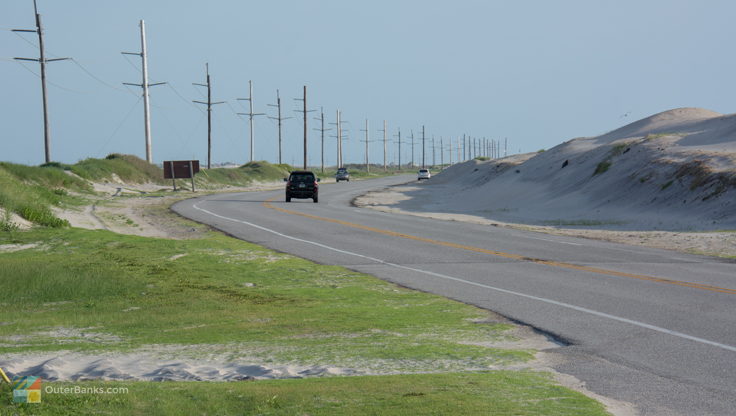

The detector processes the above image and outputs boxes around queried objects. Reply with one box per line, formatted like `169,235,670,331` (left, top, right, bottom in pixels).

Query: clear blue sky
2,0,735,166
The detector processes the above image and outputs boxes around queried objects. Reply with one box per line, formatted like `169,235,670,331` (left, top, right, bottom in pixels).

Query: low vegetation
0,159,611,415
0,372,609,415
593,161,611,176
0,163,90,228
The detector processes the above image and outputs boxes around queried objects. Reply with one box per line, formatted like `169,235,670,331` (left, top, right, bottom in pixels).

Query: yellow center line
262,198,736,295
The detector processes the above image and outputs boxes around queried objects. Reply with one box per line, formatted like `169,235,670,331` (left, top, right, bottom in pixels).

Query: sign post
163,160,200,191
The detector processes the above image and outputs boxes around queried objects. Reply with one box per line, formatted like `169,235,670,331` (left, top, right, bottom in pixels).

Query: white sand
357,108,736,237
0,350,358,381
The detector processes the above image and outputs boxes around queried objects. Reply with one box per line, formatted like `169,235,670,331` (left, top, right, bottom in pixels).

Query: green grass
71,154,164,184
592,161,611,176
194,161,292,189
0,372,609,416
610,143,629,156
0,163,91,228
660,180,674,190
0,227,528,371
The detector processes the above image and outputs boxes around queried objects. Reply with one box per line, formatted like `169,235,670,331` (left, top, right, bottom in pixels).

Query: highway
173,175,736,416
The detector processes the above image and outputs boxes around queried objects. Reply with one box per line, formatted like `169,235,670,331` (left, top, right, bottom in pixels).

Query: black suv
284,171,320,203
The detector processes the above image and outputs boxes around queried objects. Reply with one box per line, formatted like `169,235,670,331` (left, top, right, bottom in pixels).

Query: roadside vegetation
0,158,610,415
0,225,608,415
0,162,89,228
1,372,608,415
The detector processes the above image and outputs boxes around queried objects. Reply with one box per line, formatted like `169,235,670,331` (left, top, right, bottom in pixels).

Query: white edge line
522,235,583,246
191,202,736,354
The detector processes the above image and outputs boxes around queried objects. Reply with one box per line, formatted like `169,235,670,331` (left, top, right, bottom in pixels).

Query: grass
72,154,165,184
0,372,609,416
0,225,612,414
0,165,611,414
0,163,91,228
194,161,292,189
592,161,611,176
0,227,528,371
610,143,629,156
644,132,680,140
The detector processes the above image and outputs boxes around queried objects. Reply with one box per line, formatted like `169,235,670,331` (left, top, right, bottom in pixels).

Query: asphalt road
174,175,736,416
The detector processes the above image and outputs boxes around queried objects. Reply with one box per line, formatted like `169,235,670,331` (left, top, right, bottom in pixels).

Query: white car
417,169,431,180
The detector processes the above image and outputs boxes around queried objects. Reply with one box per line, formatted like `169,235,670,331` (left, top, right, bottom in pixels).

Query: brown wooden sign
163,160,200,179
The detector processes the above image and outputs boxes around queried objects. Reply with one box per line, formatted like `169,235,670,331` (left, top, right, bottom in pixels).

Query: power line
95,96,142,157
71,58,135,96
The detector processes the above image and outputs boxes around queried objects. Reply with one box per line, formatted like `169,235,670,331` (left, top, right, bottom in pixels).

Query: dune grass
0,163,90,228
0,227,529,371
194,161,292,188
0,227,615,415
0,372,609,416
71,154,164,184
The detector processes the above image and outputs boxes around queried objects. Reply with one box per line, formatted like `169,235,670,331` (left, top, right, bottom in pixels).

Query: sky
2,0,736,167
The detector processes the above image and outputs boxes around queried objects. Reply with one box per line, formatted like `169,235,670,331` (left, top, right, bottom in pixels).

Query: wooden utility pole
393,128,401,171
462,134,466,161
421,126,426,168
330,110,347,168
380,120,387,171
313,107,331,173
361,119,370,172
431,135,436,167
193,63,224,169
237,80,265,163
14,0,69,163
268,90,292,165
337,110,342,168
123,20,165,164
293,86,313,170
440,137,444,167
410,130,415,167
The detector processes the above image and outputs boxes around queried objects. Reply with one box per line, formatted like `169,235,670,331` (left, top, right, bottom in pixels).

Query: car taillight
314,181,318,187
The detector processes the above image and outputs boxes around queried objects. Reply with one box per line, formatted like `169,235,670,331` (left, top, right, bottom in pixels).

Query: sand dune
358,108,736,232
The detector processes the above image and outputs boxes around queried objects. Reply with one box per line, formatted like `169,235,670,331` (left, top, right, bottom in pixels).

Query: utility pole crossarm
14,2,71,163
120,20,162,163
192,63,223,169
293,86,314,169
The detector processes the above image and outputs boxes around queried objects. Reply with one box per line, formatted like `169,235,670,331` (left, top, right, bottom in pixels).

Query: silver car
335,168,350,182
417,169,431,180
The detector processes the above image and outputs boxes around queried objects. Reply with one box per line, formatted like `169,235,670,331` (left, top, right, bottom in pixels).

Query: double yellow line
263,199,736,296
